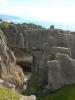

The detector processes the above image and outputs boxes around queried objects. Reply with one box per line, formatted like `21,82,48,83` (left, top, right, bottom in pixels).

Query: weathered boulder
47,53,75,91
47,60,63,91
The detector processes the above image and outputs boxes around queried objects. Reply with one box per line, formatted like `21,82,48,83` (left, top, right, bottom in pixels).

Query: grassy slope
37,85,75,100
0,87,20,100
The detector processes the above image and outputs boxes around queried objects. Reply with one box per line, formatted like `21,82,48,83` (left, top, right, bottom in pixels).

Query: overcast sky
0,0,75,23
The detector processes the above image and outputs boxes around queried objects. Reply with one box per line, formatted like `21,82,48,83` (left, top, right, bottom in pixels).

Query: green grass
0,22,11,30
37,85,75,100
0,87,20,100
29,74,39,92
24,73,39,96
0,22,12,38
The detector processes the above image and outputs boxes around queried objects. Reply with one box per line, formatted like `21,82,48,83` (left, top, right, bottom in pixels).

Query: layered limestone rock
50,46,71,57
0,30,25,91
2,23,75,94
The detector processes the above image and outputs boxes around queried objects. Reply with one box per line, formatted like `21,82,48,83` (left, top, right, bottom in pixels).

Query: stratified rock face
50,47,71,57
1,23,75,94
0,30,25,91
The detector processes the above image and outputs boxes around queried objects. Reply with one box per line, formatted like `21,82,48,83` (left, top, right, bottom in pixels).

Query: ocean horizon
21,19,75,31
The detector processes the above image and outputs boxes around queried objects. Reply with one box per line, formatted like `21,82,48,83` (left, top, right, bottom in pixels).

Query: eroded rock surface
1,22,75,95
0,30,25,92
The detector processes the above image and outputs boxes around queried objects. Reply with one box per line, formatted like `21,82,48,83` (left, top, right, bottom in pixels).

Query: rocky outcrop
1,22,75,95
0,30,25,92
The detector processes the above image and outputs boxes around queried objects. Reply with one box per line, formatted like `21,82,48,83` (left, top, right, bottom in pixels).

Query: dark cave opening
17,61,31,72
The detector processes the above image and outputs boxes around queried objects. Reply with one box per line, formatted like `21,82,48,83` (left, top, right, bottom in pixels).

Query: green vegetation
29,74,39,92
24,73,39,96
0,22,13,38
0,87,20,100
37,85,75,100
0,22,11,30
50,25,54,29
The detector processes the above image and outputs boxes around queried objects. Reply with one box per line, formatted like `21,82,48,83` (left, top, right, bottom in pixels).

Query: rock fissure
17,62,32,72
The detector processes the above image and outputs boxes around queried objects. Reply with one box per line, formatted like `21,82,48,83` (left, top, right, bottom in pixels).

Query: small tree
0,19,2,22
50,25,54,29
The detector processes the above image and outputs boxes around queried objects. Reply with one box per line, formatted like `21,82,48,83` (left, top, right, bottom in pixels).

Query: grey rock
47,53,75,91
47,60,63,91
